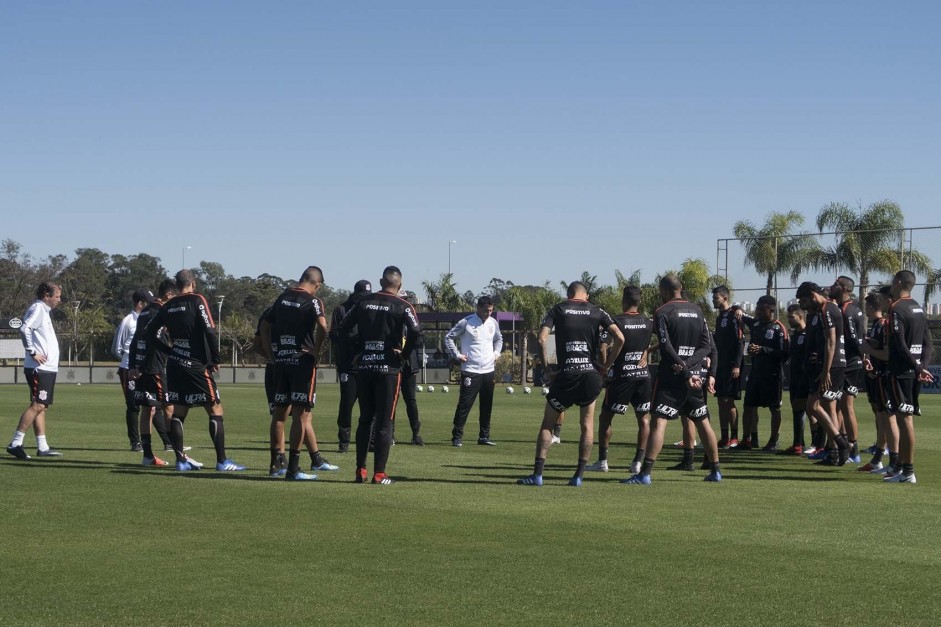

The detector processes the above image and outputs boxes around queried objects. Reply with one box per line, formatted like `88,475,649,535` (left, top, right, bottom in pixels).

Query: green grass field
2,383,940,626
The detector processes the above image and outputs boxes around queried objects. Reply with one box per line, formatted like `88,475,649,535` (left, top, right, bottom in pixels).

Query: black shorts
602,376,652,415
651,377,709,422
806,365,844,401
133,372,166,407
25,368,56,406
714,365,742,399
842,368,864,397
264,364,275,413
887,375,920,416
165,364,221,407
272,362,317,408
744,373,783,409
546,370,603,412
865,372,889,412
118,367,138,409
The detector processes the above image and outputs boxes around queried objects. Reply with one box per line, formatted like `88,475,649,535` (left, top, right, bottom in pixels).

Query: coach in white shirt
112,288,154,451
445,296,504,446
6,282,63,460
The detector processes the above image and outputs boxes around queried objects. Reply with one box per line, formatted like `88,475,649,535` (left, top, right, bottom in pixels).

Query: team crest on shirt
765,329,775,339
721,319,728,328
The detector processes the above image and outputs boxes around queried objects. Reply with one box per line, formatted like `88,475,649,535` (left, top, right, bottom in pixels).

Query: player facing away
712,285,744,448
623,275,722,485
586,285,653,475
858,290,895,473
143,270,245,472
831,276,866,463
517,281,623,487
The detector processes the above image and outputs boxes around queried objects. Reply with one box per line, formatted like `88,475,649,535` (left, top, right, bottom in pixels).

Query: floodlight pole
448,239,457,275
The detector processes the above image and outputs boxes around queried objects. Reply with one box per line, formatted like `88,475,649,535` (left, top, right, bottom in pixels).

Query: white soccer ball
416,385,424,393
427,385,435,393
76,382,82,386
441,385,449,393
541,387,549,396
523,386,532,394
506,386,515,394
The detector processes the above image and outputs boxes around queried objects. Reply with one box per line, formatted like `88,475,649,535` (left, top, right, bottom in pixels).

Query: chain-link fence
716,227,941,313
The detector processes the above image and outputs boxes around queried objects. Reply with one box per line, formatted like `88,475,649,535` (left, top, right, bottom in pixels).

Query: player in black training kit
329,279,372,453
128,279,178,466
782,304,810,455
858,290,895,473
586,286,652,475
712,286,744,448
624,275,722,484
144,270,244,472
517,282,623,487
795,282,851,466
338,266,421,485
831,276,865,463
737,295,789,451
883,271,933,483
260,266,338,481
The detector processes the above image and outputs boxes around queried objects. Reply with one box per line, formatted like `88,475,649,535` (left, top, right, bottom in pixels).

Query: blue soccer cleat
568,475,583,487
704,470,723,482
286,471,318,481
620,473,651,485
216,459,247,471
175,460,198,471
517,475,543,486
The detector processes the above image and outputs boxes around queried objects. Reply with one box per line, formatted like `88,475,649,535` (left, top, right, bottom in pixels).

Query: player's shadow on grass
109,467,277,482
392,474,527,484
0,458,119,469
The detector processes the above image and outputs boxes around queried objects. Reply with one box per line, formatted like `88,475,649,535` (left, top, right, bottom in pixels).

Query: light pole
182,245,192,269
71,301,81,366
216,295,225,354
448,239,457,275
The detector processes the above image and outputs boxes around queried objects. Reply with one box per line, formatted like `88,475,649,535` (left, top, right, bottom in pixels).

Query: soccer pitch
2,384,940,626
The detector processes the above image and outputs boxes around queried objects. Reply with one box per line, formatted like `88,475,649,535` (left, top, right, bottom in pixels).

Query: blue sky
2,1,939,298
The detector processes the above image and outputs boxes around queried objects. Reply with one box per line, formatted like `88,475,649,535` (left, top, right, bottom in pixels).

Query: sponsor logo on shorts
822,389,843,401
636,402,651,412
690,405,708,418
898,402,915,414
166,392,179,401
846,385,859,396
610,403,629,414
655,403,678,417
274,393,289,403
340,373,349,383
185,393,208,404
548,397,566,412
291,392,311,403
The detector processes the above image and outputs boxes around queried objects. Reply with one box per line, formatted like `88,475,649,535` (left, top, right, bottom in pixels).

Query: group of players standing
518,269,933,486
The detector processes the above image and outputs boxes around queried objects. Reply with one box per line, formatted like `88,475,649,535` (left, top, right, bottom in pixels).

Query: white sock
37,435,49,452
10,430,26,447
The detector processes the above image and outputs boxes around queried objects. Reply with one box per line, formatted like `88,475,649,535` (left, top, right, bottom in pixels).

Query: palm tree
421,273,472,312
924,267,941,311
733,211,817,295
811,200,933,298
502,283,562,383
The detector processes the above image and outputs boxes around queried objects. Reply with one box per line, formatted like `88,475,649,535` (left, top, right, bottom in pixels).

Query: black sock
599,447,608,462
871,449,884,464
731,425,739,440
835,434,849,451
640,457,655,476
683,448,694,465
141,433,153,458
170,415,186,462
721,427,729,441
209,416,226,464
751,431,759,445
270,448,281,469
575,458,587,478
310,450,324,467
534,457,546,476
792,409,805,447
712,461,721,473
633,448,645,464
552,424,562,438
287,449,301,475
903,463,914,476
889,452,899,469
153,409,172,446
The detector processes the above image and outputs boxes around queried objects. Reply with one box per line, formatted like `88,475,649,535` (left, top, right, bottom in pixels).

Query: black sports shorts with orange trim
546,370,603,412
25,368,56,406
134,372,166,407
165,364,221,407
272,362,317,408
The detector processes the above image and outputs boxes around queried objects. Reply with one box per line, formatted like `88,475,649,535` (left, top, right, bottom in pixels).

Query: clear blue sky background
2,1,939,297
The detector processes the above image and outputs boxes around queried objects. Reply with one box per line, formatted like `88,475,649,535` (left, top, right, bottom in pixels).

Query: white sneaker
551,435,561,445
673,439,698,448
184,455,204,469
885,472,916,483
586,459,609,472
872,465,892,474
630,461,642,475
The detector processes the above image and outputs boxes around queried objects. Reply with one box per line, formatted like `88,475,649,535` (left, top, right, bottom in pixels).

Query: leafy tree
811,200,933,298
422,273,473,312
502,283,561,382
733,211,817,294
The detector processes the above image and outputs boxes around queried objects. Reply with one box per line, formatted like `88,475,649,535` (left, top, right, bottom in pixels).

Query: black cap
353,280,372,294
132,288,156,304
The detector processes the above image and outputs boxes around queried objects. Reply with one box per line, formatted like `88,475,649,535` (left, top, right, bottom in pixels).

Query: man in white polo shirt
7,282,64,460
446,296,504,447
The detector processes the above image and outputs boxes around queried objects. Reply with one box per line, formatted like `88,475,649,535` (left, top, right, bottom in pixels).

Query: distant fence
717,226,941,310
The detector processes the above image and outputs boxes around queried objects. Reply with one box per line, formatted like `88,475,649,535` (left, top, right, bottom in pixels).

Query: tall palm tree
811,200,933,298
503,283,562,383
733,211,816,296
421,273,472,312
